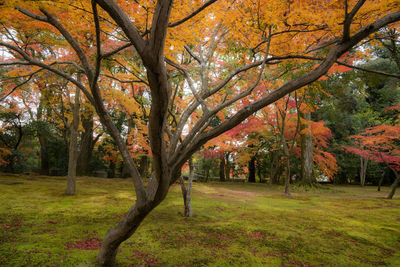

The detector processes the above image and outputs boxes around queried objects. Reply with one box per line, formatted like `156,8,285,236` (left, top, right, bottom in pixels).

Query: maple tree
344,121,400,199
1,0,400,265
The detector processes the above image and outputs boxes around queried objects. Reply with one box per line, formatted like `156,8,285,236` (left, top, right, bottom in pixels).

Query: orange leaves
345,123,400,170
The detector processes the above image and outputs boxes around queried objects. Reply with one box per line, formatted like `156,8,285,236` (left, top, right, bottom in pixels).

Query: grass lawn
0,173,399,266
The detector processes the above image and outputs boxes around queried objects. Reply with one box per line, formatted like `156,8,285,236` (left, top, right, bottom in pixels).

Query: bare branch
336,60,400,79
102,43,132,59
343,0,366,42
184,45,202,64
168,0,218,27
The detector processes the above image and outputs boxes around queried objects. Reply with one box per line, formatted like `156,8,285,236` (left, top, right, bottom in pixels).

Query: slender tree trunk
108,161,116,178
179,158,193,217
65,85,80,196
37,102,50,175
378,170,385,192
387,169,400,199
300,111,314,184
219,153,225,182
282,135,291,197
224,153,230,181
360,157,368,187
248,156,256,183
257,159,262,183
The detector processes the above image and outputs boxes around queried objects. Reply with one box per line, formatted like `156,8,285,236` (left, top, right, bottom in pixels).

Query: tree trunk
378,170,385,192
139,155,149,178
300,111,314,184
282,134,291,197
65,85,80,196
248,156,256,183
360,157,368,187
219,153,225,182
387,169,400,199
77,108,95,175
97,203,153,266
224,152,230,181
179,158,193,217
108,161,116,178
37,102,50,175
270,151,281,184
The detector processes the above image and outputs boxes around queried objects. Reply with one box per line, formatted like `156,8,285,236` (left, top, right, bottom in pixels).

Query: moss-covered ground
0,173,399,266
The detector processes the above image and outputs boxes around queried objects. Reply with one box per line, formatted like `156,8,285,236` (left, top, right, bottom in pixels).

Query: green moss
0,174,399,266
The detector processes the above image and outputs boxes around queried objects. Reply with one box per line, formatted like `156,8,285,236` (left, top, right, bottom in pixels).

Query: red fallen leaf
116,213,126,217
129,250,159,266
240,214,250,217
45,220,59,224
245,232,266,239
363,207,378,210
396,218,400,222
348,238,360,247
65,237,101,250
331,232,343,237
1,220,22,229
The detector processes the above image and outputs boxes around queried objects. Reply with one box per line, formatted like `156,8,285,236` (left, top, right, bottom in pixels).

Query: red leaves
65,237,101,250
0,220,22,229
344,124,400,171
45,220,59,225
127,250,158,266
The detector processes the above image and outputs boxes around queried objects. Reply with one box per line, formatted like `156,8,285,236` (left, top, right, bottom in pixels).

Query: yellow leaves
103,88,140,116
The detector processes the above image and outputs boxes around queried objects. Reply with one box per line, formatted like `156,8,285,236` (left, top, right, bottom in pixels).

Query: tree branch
168,0,218,27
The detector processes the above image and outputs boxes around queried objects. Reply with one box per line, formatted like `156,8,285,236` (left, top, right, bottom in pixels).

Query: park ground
0,173,399,266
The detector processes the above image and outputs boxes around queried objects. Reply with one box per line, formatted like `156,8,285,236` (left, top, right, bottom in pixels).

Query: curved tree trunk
387,169,399,199
97,203,154,266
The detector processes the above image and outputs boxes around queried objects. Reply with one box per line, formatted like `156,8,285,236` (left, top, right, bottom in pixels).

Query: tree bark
224,152,230,181
248,156,256,183
97,203,154,266
179,158,193,217
139,155,149,178
282,134,291,197
219,153,225,182
37,101,50,175
360,157,368,186
270,151,281,184
387,168,400,199
65,83,80,195
378,170,385,191
300,111,314,184
77,107,95,175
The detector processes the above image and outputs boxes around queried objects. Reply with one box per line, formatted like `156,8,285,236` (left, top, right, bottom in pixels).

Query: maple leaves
344,124,400,171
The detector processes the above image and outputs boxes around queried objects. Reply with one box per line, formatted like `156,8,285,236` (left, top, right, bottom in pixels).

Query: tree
1,0,399,265
344,122,400,199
